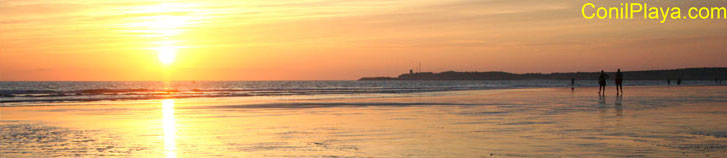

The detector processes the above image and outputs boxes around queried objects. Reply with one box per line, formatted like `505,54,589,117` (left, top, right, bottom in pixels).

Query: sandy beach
2,86,726,157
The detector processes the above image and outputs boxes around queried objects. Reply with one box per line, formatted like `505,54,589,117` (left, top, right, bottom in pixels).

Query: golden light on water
161,99,177,158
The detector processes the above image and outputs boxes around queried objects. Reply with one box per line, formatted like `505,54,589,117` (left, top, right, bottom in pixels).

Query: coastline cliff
359,67,727,81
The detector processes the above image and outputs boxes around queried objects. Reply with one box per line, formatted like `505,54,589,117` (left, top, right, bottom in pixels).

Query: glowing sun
156,46,177,65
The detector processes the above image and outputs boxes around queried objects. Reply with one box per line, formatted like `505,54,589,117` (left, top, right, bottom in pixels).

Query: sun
156,45,177,65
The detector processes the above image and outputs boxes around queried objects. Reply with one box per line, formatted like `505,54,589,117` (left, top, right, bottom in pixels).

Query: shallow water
1,80,717,104
1,86,726,157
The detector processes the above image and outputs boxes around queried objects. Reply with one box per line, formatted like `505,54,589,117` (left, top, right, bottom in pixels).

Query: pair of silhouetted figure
598,69,623,95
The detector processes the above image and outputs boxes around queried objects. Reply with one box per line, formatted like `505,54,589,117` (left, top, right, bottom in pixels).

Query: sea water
0,80,717,104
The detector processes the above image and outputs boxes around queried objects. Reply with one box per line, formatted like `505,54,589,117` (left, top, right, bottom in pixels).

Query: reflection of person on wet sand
598,70,609,95
615,95,623,117
615,95,623,106
615,69,623,95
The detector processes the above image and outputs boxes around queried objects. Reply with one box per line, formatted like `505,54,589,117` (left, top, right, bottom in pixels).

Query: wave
1,80,720,104
183,102,486,109
0,87,477,104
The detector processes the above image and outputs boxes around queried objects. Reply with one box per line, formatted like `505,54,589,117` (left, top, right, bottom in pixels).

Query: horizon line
2,67,725,82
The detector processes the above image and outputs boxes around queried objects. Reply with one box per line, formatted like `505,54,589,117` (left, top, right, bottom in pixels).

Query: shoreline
1,84,723,106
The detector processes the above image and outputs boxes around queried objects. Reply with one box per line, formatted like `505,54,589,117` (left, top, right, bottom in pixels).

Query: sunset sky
1,0,726,81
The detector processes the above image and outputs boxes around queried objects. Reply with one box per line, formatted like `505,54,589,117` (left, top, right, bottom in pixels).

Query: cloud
1,0,725,80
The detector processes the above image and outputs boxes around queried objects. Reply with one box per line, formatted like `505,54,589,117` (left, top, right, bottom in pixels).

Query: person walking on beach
677,78,682,85
615,69,623,95
598,70,609,95
571,77,575,91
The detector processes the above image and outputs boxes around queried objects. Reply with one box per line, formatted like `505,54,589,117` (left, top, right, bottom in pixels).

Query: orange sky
1,0,726,81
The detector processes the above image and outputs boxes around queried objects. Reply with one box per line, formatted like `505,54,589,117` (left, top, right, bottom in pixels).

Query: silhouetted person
598,70,609,95
667,79,671,85
615,69,623,95
571,77,575,90
677,78,682,85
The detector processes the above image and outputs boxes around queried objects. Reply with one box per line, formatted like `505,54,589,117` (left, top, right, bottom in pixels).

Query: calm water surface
1,80,717,104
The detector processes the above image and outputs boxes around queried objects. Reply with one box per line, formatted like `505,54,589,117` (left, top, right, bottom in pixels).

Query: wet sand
2,86,726,157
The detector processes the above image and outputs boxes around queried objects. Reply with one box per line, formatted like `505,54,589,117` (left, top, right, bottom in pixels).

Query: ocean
0,80,718,104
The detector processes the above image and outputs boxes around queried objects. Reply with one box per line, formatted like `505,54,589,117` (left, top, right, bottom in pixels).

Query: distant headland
359,67,727,81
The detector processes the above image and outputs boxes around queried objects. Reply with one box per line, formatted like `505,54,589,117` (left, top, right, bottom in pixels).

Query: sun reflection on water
161,99,177,158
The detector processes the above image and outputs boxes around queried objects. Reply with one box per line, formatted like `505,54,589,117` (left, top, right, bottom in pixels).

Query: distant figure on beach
667,79,671,85
615,69,623,95
571,77,575,90
598,70,609,95
677,78,682,85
